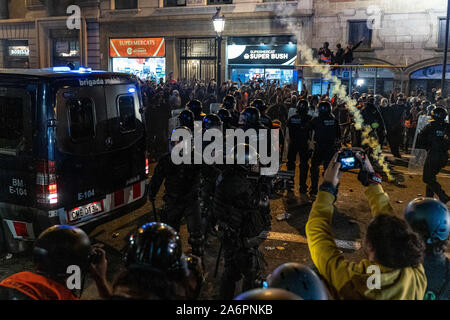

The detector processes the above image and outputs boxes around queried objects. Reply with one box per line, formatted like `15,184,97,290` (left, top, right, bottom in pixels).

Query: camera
337,148,364,171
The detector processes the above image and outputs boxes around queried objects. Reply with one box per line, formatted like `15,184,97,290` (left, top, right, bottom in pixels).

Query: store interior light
356,79,365,86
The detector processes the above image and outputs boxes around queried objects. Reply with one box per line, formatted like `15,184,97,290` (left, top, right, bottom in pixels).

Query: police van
0,68,149,252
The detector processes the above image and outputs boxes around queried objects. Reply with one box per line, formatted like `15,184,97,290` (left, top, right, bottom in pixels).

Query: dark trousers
387,126,403,157
219,242,264,300
310,146,336,195
287,142,311,194
423,153,449,201
163,197,204,255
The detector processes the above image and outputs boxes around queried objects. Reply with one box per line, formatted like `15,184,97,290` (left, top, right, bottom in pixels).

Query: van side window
118,95,136,133
0,96,24,152
67,98,95,142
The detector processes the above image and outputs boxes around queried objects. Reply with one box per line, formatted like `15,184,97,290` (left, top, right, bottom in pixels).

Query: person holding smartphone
306,150,427,300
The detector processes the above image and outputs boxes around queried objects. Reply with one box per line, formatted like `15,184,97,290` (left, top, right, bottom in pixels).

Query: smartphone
340,156,357,170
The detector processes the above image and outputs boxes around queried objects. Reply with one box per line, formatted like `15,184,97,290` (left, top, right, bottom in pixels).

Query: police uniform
417,120,450,203
149,153,204,256
214,167,271,300
309,114,341,197
286,112,313,194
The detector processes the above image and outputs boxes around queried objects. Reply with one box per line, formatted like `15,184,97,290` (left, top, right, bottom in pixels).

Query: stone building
0,0,448,96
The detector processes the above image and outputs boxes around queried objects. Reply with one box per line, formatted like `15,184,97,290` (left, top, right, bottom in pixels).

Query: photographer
306,150,427,300
0,225,110,300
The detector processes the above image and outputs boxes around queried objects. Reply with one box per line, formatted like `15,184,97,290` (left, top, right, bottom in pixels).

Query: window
348,20,372,49
207,0,232,4
0,97,24,151
180,38,218,81
115,0,138,10
118,95,136,133
67,98,95,142
438,18,450,49
164,0,186,7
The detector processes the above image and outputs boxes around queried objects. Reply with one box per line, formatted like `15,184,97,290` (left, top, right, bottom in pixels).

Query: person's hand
89,244,107,282
323,152,342,188
354,150,374,174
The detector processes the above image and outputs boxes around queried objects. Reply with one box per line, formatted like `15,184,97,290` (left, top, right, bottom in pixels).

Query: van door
0,85,36,207
55,83,145,220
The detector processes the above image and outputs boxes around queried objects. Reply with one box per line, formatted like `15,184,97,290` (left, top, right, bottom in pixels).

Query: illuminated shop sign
228,44,297,65
8,46,30,57
110,38,165,58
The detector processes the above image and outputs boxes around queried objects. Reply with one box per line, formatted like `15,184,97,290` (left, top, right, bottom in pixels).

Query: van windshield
0,87,31,155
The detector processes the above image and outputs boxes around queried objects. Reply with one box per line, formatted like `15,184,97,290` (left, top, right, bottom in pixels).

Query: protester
306,150,427,299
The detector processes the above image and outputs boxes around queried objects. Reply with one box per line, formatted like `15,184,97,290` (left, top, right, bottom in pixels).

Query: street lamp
213,7,225,96
441,0,450,97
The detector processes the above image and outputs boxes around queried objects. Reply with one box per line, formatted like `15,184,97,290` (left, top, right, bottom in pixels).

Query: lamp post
441,0,450,97
213,7,225,96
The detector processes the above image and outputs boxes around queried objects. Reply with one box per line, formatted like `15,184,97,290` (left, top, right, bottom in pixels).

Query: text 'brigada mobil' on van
0,67,150,253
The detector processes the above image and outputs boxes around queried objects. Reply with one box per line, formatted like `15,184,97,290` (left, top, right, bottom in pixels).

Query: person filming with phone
306,148,427,300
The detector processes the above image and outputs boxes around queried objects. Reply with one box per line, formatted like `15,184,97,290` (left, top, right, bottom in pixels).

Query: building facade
0,0,448,96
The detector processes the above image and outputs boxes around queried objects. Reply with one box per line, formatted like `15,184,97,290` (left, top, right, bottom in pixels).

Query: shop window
67,98,96,142
117,95,136,133
115,0,138,10
53,38,80,68
164,0,186,6
207,0,232,4
438,18,450,49
348,20,372,49
0,96,24,152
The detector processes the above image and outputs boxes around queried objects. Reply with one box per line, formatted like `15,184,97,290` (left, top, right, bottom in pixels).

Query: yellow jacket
306,184,427,300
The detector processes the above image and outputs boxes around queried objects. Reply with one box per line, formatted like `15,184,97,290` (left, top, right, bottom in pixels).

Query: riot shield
408,148,428,174
171,108,185,118
209,103,222,115
287,107,297,120
411,115,431,150
168,116,180,137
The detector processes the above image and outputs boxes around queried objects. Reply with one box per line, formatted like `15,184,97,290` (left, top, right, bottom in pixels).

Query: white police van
0,68,149,252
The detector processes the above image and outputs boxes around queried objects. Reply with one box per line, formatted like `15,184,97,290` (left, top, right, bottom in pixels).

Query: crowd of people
0,75,449,301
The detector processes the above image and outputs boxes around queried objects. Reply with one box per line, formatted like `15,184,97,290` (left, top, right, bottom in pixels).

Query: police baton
214,242,223,278
151,200,158,222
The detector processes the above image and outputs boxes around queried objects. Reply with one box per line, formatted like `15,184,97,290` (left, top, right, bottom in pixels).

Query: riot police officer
309,101,341,200
214,145,271,299
122,222,203,300
186,99,206,122
200,114,223,237
417,107,449,204
251,99,272,129
149,127,204,257
405,198,450,300
177,109,195,133
222,95,240,127
286,99,313,202
239,107,266,130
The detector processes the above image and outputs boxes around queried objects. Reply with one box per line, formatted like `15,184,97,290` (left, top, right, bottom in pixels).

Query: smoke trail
273,3,394,181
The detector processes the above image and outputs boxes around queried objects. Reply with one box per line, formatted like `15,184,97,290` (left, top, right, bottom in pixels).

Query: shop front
110,38,166,81
3,40,29,68
410,64,450,98
227,36,297,85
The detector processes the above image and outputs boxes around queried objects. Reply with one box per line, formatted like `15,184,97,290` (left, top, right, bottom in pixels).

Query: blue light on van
53,66,71,72
128,87,136,93
77,67,92,73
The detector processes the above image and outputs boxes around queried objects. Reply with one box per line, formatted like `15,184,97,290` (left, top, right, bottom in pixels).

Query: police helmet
431,107,448,122
202,114,222,131
268,263,328,300
217,108,232,124
251,99,267,113
222,95,236,110
169,126,192,153
33,225,92,279
124,222,183,276
318,101,332,116
404,198,450,243
234,288,302,300
239,107,261,127
178,109,195,130
297,99,309,113
186,99,203,118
